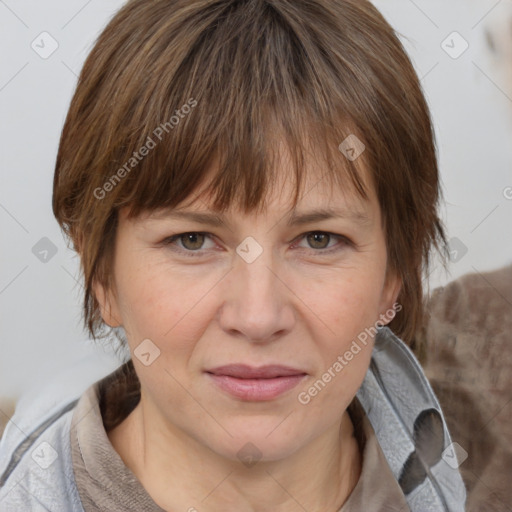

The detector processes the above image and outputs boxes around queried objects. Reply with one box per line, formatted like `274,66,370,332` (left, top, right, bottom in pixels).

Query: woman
0,0,466,510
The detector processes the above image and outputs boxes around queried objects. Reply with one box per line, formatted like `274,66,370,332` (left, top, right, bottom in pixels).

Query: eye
160,230,352,258
161,232,216,256
293,231,351,254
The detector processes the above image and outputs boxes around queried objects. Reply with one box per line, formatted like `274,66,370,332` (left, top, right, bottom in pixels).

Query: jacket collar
356,327,467,511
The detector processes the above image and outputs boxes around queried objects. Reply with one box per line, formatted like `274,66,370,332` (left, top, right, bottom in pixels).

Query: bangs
120,109,369,219
91,0,371,220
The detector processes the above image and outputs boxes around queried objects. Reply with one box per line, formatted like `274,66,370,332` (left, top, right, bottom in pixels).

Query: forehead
128,143,379,230
178,138,376,214
118,120,381,229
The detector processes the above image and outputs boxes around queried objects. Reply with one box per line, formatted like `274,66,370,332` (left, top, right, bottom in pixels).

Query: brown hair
52,0,448,345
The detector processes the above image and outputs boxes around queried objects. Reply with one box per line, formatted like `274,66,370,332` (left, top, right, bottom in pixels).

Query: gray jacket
0,327,467,511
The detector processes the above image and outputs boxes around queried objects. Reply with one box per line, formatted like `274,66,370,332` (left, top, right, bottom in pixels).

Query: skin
97,144,401,512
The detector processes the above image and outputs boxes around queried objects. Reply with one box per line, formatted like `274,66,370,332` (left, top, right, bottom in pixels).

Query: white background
1,0,512,400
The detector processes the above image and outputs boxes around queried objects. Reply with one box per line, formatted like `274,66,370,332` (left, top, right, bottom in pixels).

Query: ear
378,268,402,326
93,278,122,328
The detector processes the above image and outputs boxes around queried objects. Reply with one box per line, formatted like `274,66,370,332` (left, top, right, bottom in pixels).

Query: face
96,145,401,463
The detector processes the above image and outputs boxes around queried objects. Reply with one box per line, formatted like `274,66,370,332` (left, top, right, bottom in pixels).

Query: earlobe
93,279,122,327
389,273,402,309
379,270,402,326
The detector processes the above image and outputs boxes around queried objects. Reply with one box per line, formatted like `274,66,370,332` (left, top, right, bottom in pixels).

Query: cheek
301,260,386,392
114,259,220,353
315,266,386,336
300,275,381,410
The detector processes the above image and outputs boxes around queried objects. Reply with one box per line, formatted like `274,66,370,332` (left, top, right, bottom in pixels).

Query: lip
205,364,307,401
206,364,306,379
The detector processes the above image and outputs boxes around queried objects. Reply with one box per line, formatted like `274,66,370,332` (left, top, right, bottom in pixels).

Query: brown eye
306,232,331,249
179,232,206,250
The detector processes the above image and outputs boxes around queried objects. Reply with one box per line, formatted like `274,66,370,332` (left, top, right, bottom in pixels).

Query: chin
205,423,304,465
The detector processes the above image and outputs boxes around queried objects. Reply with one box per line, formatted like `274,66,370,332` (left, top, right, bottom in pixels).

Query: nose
217,248,296,343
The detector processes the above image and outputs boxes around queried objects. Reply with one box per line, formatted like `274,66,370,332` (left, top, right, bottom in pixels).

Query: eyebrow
152,207,371,228
285,208,371,227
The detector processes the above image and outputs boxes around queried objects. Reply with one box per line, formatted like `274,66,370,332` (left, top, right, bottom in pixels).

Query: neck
108,396,362,512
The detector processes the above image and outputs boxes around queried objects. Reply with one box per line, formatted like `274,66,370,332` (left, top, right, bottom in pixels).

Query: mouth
205,364,307,401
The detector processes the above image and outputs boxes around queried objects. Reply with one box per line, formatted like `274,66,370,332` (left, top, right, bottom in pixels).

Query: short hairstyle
52,0,448,345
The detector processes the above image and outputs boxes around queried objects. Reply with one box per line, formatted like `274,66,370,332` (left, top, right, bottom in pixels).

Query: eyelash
160,231,353,258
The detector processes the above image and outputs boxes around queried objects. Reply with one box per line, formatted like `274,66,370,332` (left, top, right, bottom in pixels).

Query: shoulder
0,352,122,511
0,401,82,511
